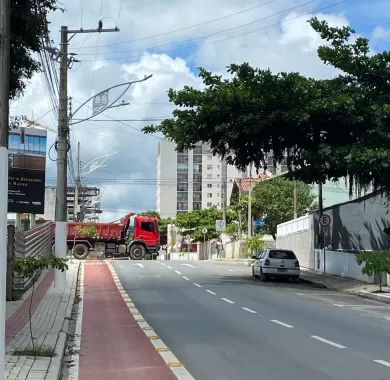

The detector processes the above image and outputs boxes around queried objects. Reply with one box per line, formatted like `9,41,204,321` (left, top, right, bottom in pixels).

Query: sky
10,0,390,221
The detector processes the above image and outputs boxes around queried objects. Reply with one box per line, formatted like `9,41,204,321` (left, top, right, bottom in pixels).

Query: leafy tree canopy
245,177,316,239
356,251,390,292
145,19,390,194
10,0,57,99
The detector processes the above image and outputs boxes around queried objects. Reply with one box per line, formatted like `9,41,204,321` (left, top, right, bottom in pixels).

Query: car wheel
259,268,268,281
73,243,89,260
291,276,300,283
129,244,146,260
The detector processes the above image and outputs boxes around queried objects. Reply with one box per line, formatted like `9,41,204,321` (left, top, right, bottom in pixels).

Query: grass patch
13,345,56,357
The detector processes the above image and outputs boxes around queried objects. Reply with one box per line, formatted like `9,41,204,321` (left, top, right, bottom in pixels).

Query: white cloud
372,26,390,42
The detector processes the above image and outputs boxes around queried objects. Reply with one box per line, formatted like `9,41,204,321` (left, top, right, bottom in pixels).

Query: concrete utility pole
0,0,9,377
54,24,119,288
247,164,252,238
221,158,228,229
73,141,81,221
293,179,297,219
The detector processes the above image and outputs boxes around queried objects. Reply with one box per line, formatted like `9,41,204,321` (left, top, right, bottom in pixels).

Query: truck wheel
73,244,89,260
129,244,145,260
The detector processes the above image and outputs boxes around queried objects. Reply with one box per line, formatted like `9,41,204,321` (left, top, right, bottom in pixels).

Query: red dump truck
67,213,160,260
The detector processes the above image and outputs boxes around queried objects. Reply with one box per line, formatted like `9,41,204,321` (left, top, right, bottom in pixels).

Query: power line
75,0,317,55
78,0,351,62
116,0,123,26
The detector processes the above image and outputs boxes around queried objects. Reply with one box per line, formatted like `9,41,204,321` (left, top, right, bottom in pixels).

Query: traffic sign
319,214,331,226
215,220,226,232
253,219,266,227
202,228,208,234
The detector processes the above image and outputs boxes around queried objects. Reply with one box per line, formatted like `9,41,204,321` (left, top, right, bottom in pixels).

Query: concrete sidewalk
300,268,390,304
6,260,80,380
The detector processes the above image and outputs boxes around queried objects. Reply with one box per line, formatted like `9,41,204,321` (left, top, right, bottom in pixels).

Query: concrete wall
276,215,315,269
314,249,374,283
224,240,247,259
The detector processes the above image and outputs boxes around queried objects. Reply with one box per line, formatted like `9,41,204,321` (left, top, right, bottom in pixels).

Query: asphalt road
112,259,390,380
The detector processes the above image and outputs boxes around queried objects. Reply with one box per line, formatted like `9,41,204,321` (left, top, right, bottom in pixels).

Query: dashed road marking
193,283,202,288
271,320,293,328
311,335,346,348
206,290,216,295
167,266,173,269
242,307,257,314
221,298,235,304
160,263,166,266
334,304,368,307
374,360,390,368
181,264,196,268
175,270,182,275
133,263,144,268
182,276,190,281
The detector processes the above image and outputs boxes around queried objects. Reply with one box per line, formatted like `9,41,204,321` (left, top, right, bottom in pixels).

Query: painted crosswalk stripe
311,336,346,348
193,283,202,288
182,276,190,281
175,270,182,275
206,290,216,295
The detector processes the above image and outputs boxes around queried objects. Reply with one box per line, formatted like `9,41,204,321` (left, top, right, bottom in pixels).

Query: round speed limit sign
319,214,331,226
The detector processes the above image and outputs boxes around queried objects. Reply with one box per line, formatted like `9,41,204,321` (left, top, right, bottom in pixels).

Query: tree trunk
6,225,15,301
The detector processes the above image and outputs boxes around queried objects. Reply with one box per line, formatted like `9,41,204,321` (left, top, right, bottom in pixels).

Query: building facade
157,140,243,218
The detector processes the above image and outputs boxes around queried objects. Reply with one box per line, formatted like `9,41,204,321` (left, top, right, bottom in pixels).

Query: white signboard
216,219,226,232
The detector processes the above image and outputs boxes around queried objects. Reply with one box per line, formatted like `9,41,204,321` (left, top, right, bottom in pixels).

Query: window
207,154,213,160
207,193,212,198
207,165,212,170
193,192,202,201
193,202,202,210
193,163,202,173
193,183,202,191
141,221,155,232
177,183,188,191
207,183,212,188
177,202,188,211
177,172,188,181
193,174,202,182
177,162,188,172
207,174,212,179
207,202,212,207
268,250,297,259
177,192,188,201
193,155,202,164
177,154,188,163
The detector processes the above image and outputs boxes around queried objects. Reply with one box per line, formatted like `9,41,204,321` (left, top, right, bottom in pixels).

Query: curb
300,275,390,304
107,261,195,380
45,261,81,380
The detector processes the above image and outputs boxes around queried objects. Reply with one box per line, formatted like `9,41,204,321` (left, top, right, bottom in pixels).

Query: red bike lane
79,262,177,380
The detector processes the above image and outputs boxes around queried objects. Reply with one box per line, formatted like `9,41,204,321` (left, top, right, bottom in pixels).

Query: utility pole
54,23,119,288
221,158,227,230
73,141,80,221
293,179,297,219
0,0,9,377
247,164,252,238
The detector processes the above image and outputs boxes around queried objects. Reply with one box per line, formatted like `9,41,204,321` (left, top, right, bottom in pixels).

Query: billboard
8,127,47,214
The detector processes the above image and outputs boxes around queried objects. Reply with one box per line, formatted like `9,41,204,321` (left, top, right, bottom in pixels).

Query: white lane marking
181,264,196,268
193,283,202,288
334,304,368,307
182,276,190,281
175,270,182,275
133,263,144,268
228,269,235,272
160,263,166,266
374,360,390,368
221,298,235,304
242,307,257,314
167,266,173,269
311,335,346,348
206,290,216,295
271,320,293,328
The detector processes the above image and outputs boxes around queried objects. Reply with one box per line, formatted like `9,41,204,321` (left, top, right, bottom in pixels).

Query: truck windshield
141,221,155,232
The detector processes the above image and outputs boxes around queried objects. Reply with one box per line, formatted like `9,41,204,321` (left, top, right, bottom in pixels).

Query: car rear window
269,250,296,259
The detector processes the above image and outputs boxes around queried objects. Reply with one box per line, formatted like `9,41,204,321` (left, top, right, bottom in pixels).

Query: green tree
10,0,58,99
145,20,389,193
250,177,316,240
13,255,68,351
356,251,390,292
246,235,265,258
139,210,161,219
158,217,173,246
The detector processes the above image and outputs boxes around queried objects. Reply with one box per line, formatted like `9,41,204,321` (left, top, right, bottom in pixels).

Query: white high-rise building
157,140,243,218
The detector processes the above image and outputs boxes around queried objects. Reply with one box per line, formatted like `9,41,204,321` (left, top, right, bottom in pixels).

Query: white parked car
252,249,300,281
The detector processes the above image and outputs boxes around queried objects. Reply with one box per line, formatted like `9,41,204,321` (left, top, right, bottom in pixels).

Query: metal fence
11,221,54,290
